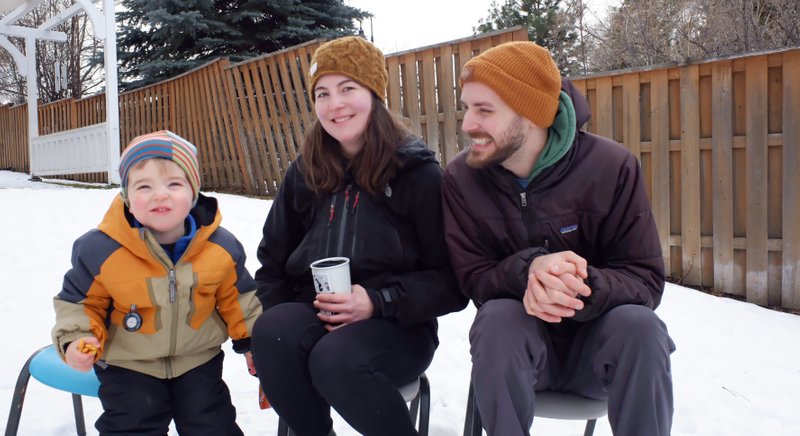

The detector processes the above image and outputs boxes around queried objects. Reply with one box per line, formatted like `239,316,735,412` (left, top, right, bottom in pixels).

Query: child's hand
65,336,100,372
245,351,256,377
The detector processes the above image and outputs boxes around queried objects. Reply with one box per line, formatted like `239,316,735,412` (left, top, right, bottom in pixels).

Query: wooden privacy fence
0,103,27,170
570,48,800,310
1,28,798,310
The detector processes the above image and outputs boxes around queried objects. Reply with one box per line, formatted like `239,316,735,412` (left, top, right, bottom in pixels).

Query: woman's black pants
251,302,437,436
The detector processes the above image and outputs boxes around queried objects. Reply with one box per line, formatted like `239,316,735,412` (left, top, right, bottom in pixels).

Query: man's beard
466,116,525,169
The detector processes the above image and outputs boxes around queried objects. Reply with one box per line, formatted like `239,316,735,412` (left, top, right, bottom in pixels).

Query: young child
52,130,262,435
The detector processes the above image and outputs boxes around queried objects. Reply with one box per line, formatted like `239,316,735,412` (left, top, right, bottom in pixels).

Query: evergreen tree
474,0,582,75
117,0,368,90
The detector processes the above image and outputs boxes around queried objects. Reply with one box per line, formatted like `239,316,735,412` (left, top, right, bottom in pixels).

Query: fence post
782,51,800,310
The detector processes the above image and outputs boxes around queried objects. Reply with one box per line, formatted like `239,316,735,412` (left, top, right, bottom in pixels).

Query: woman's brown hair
299,94,412,194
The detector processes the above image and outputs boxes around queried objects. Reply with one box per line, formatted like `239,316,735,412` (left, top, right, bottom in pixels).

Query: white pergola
0,0,120,183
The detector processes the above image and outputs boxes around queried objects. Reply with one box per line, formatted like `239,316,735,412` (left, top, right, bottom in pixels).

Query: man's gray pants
470,299,675,436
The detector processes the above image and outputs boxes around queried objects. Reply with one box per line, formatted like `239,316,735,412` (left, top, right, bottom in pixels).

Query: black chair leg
71,393,87,436
583,418,597,436
462,381,483,436
5,348,42,436
417,374,430,436
409,392,420,425
277,418,290,436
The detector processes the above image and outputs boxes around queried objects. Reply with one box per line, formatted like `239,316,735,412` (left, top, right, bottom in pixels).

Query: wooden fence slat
745,56,769,305
168,80,177,134
421,49,440,158
197,66,222,187
154,84,163,131
144,86,153,133
254,59,287,189
296,44,319,129
242,61,276,196
286,48,312,129
208,62,236,190
185,73,208,186
276,52,304,161
267,58,297,166
387,56,402,114
651,69,672,277
236,64,266,195
229,65,262,194
680,65,702,284
782,50,800,309
135,90,144,133
402,53,422,136
594,77,614,138
214,60,249,192
455,41,473,149
712,60,736,294
69,98,77,129
622,73,641,161
438,44,458,165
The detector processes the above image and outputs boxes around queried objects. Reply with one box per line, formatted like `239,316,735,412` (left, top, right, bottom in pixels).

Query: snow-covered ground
1,170,798,435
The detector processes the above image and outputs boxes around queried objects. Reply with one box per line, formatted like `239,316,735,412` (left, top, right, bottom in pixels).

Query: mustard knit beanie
308,36,388,102
119,130,201,206
460,41,562,128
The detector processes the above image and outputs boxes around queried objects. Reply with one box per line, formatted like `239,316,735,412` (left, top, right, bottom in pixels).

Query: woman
250,36,467,436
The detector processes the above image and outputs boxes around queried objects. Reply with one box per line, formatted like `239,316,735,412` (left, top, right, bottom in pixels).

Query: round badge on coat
123,304,142,332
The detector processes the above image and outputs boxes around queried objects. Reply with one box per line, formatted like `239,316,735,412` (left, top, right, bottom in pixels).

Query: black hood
396,137,438,170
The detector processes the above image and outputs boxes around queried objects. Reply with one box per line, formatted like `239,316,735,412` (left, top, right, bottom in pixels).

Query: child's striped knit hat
119,130,201,205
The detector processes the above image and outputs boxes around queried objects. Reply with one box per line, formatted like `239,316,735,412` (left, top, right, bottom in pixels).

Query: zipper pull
351,191,360,215
544,239,550,250
520,192,528,207
169,268,177,302
327,196,335,228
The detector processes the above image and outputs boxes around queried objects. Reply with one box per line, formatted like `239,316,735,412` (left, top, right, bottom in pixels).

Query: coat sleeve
366,162,468,325
211,229,263,353
441,167,547,305
254,162,307,309
52,231,113,360
574,152,665,322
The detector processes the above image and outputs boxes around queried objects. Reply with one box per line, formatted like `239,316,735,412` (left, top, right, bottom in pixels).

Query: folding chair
5,345,100,436
278,372,430,436
463,380,608,436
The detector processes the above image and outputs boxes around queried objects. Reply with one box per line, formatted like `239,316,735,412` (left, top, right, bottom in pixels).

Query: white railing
30,122,110,177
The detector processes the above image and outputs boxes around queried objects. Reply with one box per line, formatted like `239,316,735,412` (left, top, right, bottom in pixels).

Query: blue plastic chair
5,345,101,436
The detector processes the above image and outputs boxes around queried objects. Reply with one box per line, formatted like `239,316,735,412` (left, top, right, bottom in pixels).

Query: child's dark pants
94,350,242,436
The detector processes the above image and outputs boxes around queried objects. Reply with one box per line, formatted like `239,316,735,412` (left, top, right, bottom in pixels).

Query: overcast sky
345,0,619,55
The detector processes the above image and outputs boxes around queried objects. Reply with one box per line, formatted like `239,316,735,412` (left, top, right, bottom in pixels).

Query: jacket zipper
141,226,185,378
324,193,337,255
336,184,353,255
350,191,360,257
516,186,535,249
167,266,178,378
169,268,177,302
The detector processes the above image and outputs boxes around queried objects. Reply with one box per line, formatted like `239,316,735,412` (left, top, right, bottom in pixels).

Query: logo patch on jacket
560,224,578,234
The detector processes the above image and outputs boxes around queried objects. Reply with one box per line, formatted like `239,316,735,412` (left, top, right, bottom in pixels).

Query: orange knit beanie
460,41,562,128
308,36,388,102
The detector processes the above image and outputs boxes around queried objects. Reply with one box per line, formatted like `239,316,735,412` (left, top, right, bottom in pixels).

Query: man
442,41,675,436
